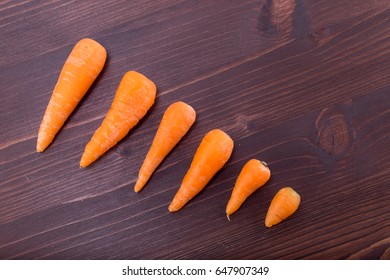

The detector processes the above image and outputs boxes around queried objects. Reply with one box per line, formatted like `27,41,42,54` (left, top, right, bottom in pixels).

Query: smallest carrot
265,187,300,227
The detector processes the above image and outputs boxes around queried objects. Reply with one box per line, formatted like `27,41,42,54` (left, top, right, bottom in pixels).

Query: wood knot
307,26,332,45
233,114,250,135
316,108,350,155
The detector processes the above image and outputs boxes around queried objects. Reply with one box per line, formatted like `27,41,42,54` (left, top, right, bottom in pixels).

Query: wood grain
0,0,389,259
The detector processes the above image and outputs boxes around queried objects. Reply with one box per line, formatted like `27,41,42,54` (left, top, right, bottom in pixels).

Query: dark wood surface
1,0,389,260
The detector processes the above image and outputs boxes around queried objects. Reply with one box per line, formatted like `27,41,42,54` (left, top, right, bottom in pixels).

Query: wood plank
0,0,389,259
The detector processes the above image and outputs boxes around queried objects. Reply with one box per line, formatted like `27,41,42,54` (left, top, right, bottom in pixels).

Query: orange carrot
265,187,300,227
80,71,156,167
134,101,196,192
168,129,234,212
37,38,106,152
226,159,270,220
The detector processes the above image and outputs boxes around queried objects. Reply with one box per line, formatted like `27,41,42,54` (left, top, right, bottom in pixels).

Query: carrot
134,101,196,192
80,71,156,167
168,129,234,212
265,187,300,227
37,38,106,152
226,159,270,220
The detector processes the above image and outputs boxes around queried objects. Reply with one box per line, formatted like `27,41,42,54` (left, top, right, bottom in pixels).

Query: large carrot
80,71,156,167
134,101,196,192
37,38,106,152
265,187,301,227
226,159,271,220
168,129,234,212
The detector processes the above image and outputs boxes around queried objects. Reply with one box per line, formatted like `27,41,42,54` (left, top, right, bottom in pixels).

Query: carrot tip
168,204,178,212
134,179,144,193
36,142,45,152
226,214,231,222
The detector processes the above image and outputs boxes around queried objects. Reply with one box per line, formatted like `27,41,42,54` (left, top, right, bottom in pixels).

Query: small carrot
168,129,234,212
265,187,300,227
80,71,156,167
134,101,196,192
226,159,271,220
37,38,107,152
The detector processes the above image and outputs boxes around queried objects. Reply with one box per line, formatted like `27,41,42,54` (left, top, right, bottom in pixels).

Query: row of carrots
37,38,301,227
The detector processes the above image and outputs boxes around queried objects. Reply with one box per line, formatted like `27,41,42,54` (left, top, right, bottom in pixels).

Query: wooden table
1,0,389,260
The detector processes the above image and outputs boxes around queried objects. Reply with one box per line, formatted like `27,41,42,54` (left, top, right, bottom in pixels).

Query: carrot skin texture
37,38,106,152
265,187,301,227
226,159,270,218
134,101,196,192
80,71,156,167
168,129,234,212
